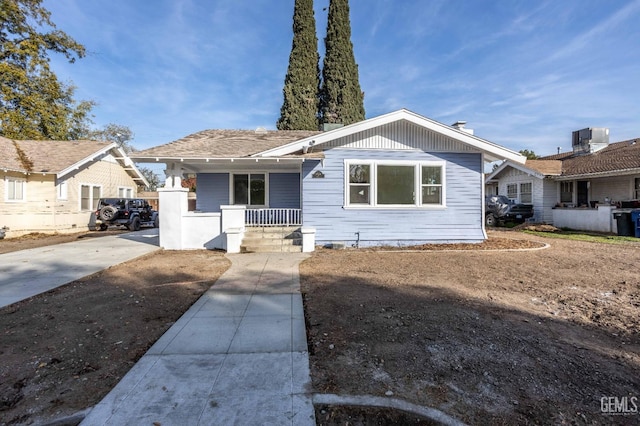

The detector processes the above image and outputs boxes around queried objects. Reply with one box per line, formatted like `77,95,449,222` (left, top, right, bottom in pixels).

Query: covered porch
156,160,316,252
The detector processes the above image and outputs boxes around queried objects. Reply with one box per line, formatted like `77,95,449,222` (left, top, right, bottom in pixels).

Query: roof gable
0,137,148,186
256,109,525,163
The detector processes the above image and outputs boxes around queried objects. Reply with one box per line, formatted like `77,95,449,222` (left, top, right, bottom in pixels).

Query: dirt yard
0,249,230,425
1,231,638,425
301,231,640,425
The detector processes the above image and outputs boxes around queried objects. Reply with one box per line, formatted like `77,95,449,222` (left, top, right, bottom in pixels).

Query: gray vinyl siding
302,149,484,246
269,173,300,208
196,173,229,212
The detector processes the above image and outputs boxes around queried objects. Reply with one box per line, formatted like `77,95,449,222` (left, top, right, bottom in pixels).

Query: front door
577,181,589,207
233,173,266,206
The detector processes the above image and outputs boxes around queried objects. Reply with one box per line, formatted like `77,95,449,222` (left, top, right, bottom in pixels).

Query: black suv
95,198,159,231
485,195,534,226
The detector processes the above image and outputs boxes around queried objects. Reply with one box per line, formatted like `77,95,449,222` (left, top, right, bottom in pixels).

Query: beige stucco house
1,136,147,237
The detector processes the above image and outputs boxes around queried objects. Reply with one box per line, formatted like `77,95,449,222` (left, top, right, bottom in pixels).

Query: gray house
486,128,640,232
133,109,524,251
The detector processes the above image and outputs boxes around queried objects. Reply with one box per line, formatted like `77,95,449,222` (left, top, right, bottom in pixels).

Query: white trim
117,186,134,198
57,180,68,200
78,183,102,211
229,171,270,207
256,109,525,164
486,160,547,182
343,159,447,209
5,176,26,202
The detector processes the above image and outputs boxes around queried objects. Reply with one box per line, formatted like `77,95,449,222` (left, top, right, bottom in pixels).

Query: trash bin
631,210,640,238
614,211,633,236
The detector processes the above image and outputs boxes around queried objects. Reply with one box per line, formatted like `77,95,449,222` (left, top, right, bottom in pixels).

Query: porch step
240,226,303,253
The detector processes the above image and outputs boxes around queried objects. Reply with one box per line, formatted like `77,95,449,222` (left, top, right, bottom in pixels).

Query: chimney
451,121,474,135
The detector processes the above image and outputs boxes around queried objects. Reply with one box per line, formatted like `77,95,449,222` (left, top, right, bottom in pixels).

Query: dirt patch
0,230,125,255
301,231,640,425
0,250,230,425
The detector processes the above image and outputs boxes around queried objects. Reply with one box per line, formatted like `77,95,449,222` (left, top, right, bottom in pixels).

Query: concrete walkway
0,229,159,309
81,253,316,426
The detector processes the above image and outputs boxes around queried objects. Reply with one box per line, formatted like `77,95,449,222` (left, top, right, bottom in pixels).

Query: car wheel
153,216,159,228
128,217,141,231
99,205,118,221
99,224,108,231
485,213,497,227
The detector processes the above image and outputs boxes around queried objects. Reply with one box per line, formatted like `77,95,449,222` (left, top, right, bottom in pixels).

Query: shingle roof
524,159,562,176
559,140,640,176
0,137,114,174
133,129,321,159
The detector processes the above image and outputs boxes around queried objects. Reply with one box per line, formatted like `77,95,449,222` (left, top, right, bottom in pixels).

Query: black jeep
95,198,159,231
485,195,534,226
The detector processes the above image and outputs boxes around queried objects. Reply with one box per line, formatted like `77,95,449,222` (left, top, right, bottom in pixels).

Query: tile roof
524,159,562,176
133,129,321,159
0,137,114,174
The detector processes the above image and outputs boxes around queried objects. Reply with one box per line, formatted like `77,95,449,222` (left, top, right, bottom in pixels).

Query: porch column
158,164,188,249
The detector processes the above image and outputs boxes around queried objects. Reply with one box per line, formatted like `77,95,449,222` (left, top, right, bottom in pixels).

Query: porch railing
245,208,302,227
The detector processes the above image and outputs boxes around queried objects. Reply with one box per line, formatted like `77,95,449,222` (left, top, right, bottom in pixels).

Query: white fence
245,208,302,227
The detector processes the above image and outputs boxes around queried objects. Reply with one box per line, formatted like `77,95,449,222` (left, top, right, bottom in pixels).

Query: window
349,164,370,204
80,184,101,210
422,166,443,204
520,182,532,203
377,165,414,205
57,181,68,200
345,161,446,208
118,187,133,198
6,177,26,201
507,184,517,200
232,173,266,206
561,182,573,203
635,178,640,199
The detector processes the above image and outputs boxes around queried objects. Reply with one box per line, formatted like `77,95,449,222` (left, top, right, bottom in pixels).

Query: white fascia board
129,156,305,164
115,147,150,187
57,142,118,179
254,109,526,164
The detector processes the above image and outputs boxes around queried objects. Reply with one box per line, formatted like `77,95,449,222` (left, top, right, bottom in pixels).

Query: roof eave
554,167,640,181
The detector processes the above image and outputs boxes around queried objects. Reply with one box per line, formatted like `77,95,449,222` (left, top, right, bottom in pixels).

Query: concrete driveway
0,229,159,309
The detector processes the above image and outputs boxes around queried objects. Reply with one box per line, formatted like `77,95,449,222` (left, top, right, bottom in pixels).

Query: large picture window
345,161,446,208
233,173,266,206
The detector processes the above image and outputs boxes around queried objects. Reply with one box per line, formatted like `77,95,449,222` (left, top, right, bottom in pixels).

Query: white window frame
57,181,68,200
229,172,269,207
79,184,102,211
507,184,518,200
519,182,532,203
5,177,26,202
344,160,447,209
118,186,133,198
560,181,573,203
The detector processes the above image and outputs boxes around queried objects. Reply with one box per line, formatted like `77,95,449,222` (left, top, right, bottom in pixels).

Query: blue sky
45,0,640,160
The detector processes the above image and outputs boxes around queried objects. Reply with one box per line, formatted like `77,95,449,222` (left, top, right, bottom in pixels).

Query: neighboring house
486,128,640,232
0,137,148,237
132,109,524,251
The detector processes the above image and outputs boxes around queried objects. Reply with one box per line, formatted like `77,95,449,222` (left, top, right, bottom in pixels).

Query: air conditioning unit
572,128,609,154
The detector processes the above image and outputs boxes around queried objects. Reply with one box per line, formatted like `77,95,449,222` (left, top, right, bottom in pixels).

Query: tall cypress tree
276,0,321,130
319,0,365,126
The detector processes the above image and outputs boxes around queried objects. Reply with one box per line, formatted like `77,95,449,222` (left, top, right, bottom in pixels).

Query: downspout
481,153,487,240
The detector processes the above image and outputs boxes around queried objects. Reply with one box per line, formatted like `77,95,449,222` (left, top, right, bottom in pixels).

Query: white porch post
301,227,316,252
158,163,188,250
